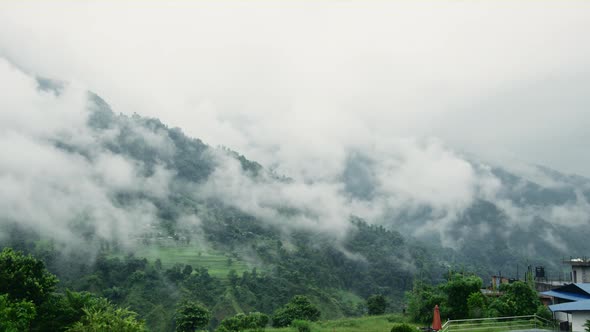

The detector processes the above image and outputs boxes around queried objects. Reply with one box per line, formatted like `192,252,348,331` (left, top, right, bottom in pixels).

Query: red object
432,305,442,331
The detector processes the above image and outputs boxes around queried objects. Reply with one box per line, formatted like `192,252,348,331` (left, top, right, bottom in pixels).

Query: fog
1,2,589,254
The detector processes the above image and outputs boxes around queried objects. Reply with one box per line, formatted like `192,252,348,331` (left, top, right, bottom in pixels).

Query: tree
467,292,486,318
183,265,193,277
0,294,36,332
155,259,162,271
272,296,320,327
175,301,211,332
244,312,269,331
536,305,552,321
0,248,58,306
217,315,242,332
584,319,590,332
31,290,96,332
442,273,482,319
218,312,269,332
406,280,446,324
495,281,540,316
367,294,387,315
66,298,145,332
291,319,311,332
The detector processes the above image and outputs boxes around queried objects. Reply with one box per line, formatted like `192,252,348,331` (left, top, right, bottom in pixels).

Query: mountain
1,62,589,330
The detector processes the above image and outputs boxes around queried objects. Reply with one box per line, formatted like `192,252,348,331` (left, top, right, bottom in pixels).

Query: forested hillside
1,67,589,330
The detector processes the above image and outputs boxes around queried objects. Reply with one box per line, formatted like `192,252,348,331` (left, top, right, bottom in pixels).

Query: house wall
554,311,569,322
572,266,590,283
572,311,590,332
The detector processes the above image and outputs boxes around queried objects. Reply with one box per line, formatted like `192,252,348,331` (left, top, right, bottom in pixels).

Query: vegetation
272,296,320,327
367,294,387,315
290,320,310,332
258,314,417,332
175,301,211,332
66,298,146,332
407,273,543,323
216,312,269,332
0,248,144,332
390,323,415,332
0,105,565,331
0,248,58,306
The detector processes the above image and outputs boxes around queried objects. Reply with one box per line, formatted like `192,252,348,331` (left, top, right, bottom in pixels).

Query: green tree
442,274,482,319
66,298,145,332
584,319,590,332
406,280,446,324
496,281,540,316
536,305,552,321
0,248,58,305
467,292,486,318
218,314,243,332
175,301,211,332
218,312,269,332
183,265,193,277
272,296,320,327
31,290,96,332
244,312,269,331
0,294,36,332
291,319,311,332
367,294,387,315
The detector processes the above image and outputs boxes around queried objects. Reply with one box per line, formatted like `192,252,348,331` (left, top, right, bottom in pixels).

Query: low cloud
1,0,590,261
0,59,174,253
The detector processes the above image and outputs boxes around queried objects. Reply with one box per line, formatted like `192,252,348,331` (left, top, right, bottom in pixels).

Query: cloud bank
0,2,589,258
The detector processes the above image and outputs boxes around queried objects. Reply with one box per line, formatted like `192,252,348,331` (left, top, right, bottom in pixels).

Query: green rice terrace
114,244,257,279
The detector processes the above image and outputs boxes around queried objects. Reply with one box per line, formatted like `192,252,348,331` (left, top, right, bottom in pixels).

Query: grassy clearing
117,244,256,279
443,319,553,332
260,314,418,332
258,315,554,332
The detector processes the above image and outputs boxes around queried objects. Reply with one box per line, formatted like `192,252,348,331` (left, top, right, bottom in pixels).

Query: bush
245,312,269,330
367,294,387,315
272,295,320,327
175,301,210,332
390,323,415,332
218,312,269,332
536,305,552,321
291,319,311,332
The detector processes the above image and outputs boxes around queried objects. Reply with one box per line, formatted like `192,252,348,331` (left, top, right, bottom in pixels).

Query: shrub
272,295,320,327
217,312,269,332
536,305,552,321
391,323,415,332
291,319,311,332
367,294,387,315
245,312,269,330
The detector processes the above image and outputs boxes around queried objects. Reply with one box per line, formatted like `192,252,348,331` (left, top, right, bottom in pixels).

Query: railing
440,314,555,332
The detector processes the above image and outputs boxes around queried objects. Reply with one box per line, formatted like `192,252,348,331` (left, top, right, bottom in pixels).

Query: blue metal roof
541,290,590,302
548,283,590,296
550,299,590,312
573,283,590,294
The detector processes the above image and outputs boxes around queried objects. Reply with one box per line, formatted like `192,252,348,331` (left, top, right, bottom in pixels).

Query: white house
542,283,590,331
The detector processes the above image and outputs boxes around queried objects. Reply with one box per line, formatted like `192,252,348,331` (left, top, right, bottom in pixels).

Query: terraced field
119,244,258,279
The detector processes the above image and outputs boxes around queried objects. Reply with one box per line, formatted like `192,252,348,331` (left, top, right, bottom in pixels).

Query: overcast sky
1,1,590,177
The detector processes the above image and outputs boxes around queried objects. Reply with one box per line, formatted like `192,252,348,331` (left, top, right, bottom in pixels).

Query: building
564,258,590,283
549,300,590,332
542,283,590,331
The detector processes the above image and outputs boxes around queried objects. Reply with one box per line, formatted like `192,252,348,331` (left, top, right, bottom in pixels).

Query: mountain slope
1,60,589,330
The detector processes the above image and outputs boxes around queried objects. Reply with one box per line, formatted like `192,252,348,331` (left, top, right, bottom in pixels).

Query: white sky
1,1,590,177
